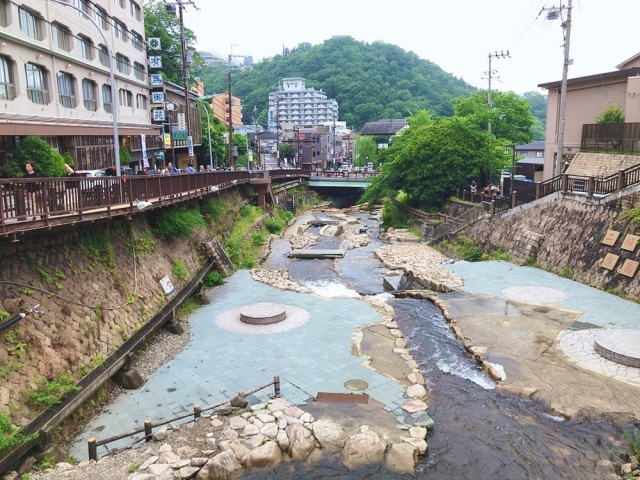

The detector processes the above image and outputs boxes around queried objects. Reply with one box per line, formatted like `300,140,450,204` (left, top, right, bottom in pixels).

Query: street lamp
195,98,213,169
50,0,121,175
165,102,177,168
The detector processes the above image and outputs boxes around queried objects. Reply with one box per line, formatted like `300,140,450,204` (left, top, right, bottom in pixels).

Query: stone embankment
24,397,430,479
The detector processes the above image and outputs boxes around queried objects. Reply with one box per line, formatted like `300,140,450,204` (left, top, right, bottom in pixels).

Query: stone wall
460,196,640,300
0,190,248,426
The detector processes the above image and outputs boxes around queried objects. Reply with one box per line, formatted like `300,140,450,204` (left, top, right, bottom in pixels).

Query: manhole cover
344,379,369,391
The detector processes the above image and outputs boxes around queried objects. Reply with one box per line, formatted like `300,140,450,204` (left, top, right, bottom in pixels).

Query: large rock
112,368,145,389
247,441,283,469
385,443,417,474
341,430,387,470
312,418,347,451
286,424,316,461
406,384,427,399
228,441,249,466
228,416,247,430
401,399,427,414
204,450,243,480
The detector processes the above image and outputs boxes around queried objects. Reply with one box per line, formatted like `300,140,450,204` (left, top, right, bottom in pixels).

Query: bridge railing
309,171,378,179
0,169,309,237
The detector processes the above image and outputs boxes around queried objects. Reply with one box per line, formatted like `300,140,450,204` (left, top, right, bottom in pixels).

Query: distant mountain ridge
198,36,476,130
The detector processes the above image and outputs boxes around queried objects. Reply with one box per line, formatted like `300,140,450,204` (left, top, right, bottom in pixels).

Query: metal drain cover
344,379,369,391
316,392,369,404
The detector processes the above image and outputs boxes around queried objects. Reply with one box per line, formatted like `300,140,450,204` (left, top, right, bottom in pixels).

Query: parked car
104,166,134,176
74,169,107,187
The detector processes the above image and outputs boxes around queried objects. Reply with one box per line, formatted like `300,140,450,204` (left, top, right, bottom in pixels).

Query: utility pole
253,106,260,169
485,50,510,135
227,45,244,167
544,1,573,176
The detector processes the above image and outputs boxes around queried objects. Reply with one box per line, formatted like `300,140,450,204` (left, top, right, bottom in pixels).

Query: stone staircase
427,204,487,244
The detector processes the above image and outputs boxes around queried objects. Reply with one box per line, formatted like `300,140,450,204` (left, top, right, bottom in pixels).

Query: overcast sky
185,0,639,95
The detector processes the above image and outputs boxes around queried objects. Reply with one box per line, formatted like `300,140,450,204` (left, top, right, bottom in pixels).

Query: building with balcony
0,0,158,171
268,77,338,132
204,93,242,127
539,53,640,179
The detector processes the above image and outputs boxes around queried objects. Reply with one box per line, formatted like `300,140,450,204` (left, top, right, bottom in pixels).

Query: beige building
539,53,640,180
206,93,242,127
0,0,158,170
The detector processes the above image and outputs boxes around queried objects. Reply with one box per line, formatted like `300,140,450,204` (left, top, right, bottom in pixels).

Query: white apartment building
268,77,338,132
0,0,158,170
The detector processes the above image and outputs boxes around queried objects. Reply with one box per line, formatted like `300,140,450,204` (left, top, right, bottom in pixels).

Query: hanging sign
148,37,161,50
141,134,149,168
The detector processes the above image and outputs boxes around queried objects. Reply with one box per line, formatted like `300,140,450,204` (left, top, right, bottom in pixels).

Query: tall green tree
453,90,534,146
355,136,377,166
195,102,227,167
143,0,199,85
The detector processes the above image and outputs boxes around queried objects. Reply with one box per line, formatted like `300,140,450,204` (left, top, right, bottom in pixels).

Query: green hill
198,36,476,130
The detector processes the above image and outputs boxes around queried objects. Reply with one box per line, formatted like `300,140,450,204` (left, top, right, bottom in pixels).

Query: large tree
143,0,199,85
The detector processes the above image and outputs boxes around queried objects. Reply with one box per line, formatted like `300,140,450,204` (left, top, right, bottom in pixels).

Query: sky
184,0,640,95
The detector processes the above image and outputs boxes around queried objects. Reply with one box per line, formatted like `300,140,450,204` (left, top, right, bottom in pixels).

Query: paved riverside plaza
70,270,406,458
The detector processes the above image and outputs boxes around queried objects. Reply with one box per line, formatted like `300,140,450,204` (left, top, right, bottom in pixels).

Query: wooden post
587,176,595,196
535,182,541,200
144,419,152,442
88,437,97,461
511,190,517,209
194,404,201,420
617,169,625,192
490,200,496,216
274,375,281,398
561,174,568,193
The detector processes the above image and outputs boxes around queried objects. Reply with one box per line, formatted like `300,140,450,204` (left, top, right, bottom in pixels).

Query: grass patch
223,205,264,269
172,260,189,281
381,199,414,230
435,236,488,262
176,297,201,320
201,197,230,224
25,371,82,409
0,412,37,453
623,428,640,458
203,271,224,287
621,207,640,224
154,205,206,239
251,232,266,246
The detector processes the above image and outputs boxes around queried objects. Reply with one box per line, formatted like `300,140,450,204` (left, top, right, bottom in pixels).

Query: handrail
0,169,310,238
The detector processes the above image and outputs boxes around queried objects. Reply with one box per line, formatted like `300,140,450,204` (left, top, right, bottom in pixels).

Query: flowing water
250,209,624,479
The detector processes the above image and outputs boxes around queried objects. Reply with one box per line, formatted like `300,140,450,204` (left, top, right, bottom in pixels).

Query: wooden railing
0,169,309,238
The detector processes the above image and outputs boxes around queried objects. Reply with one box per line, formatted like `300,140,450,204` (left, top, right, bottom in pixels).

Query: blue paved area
444,261,640,330
71,270,406,458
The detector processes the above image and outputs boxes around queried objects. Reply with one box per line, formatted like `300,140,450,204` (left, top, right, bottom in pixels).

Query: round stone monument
240,302,287,325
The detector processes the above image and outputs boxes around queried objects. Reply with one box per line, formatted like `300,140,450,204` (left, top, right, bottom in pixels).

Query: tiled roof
517,157,545,165
360,119,408,135
516,141,545,151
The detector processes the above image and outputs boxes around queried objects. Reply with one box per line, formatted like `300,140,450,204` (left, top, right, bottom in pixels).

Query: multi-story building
204,93,242,127
0,0,158,170
268,78,338,132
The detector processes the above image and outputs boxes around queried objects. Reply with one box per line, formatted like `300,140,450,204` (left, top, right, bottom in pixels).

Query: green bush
251,232,266,246
154,206,206,239
623,428,640,458
0,412,36,453
203,271,224,287
25,371,81,408
264,218,283,234
172,260,189,280
6,136,66,178
201,198,229,223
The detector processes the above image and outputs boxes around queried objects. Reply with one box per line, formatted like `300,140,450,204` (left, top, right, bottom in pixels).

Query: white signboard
150,74,163,86
148,56,162,69
151,91,164,104
177,113,186,131
152,109,165,122
148,37,161,50
159,276,175,295
141,134,149,168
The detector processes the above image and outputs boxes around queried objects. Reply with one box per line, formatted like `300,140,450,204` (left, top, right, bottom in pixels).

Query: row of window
4,2,145,53
0,55,146,111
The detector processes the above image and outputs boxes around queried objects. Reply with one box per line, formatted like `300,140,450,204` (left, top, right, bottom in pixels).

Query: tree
143,1,199,85
195,102,227,167
361,113,500,207
279,143,293,163
522,91,547,140
355,136,377,166
453,90,534,146
6,136,65,178
596,105,625,124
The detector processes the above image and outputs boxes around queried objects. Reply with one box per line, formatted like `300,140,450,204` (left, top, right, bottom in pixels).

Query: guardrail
0,169,310,239
88,375,281,461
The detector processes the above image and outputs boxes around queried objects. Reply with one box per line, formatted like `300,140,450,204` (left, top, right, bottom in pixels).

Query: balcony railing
581,122,640,154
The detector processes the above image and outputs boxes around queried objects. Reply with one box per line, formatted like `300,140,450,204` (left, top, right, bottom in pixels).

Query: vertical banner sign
187,136,194,158
177,113,186,132
141,134,149,168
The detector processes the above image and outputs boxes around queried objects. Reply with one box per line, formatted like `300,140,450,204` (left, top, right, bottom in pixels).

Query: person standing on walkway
166,162,178,174
24,161,41,218
185,163,196,173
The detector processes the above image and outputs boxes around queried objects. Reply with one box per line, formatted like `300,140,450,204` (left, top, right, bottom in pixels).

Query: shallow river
253,210,622,479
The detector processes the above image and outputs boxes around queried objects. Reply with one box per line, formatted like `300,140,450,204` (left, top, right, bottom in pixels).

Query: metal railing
88,375,281,461
0,169,309,238
431,203,486,244
581,122,640,155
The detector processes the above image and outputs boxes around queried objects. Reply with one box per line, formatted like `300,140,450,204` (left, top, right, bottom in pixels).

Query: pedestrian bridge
307,173,375,188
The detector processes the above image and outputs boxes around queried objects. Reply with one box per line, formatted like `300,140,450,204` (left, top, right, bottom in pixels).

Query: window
115,54,130,74
131,31,144,51
95,6,108,30
57,72,76,108
0,55,15,100
82,79,97,111
102,84,112,113
133,62,145,80
25,63,49,104
129,1,141,20
19,7,43,40
78,35,93,60
113,0,125,8
0,0,8,28
114,19,127,41
77,0,91,15
135,94,147,109
119,88,132,107
98,44,108,66
52,23,72,51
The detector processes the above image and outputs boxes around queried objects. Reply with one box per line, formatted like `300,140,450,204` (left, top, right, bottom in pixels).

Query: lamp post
510,144,516,195
165,102,177,168
49,0,121,175
195,98,213,169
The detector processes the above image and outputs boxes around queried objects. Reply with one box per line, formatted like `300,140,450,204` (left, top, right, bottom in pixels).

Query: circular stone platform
593,329,640,368
501,285,568,304
215,303,310,335
240,303,287,325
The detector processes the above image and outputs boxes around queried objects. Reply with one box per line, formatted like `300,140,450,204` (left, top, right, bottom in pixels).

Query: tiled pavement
71,270,406,459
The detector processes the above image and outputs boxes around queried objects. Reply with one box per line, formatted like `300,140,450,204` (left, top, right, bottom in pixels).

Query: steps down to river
288,249,346,258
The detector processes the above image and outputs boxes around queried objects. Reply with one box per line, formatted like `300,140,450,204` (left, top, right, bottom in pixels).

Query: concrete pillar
617,169,625,192
511,190,517,209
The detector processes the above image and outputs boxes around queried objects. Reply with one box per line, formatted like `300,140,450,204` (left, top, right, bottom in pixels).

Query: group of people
469,179,501,198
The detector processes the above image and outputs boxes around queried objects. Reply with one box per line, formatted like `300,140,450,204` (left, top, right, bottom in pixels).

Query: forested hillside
198,36,476,130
